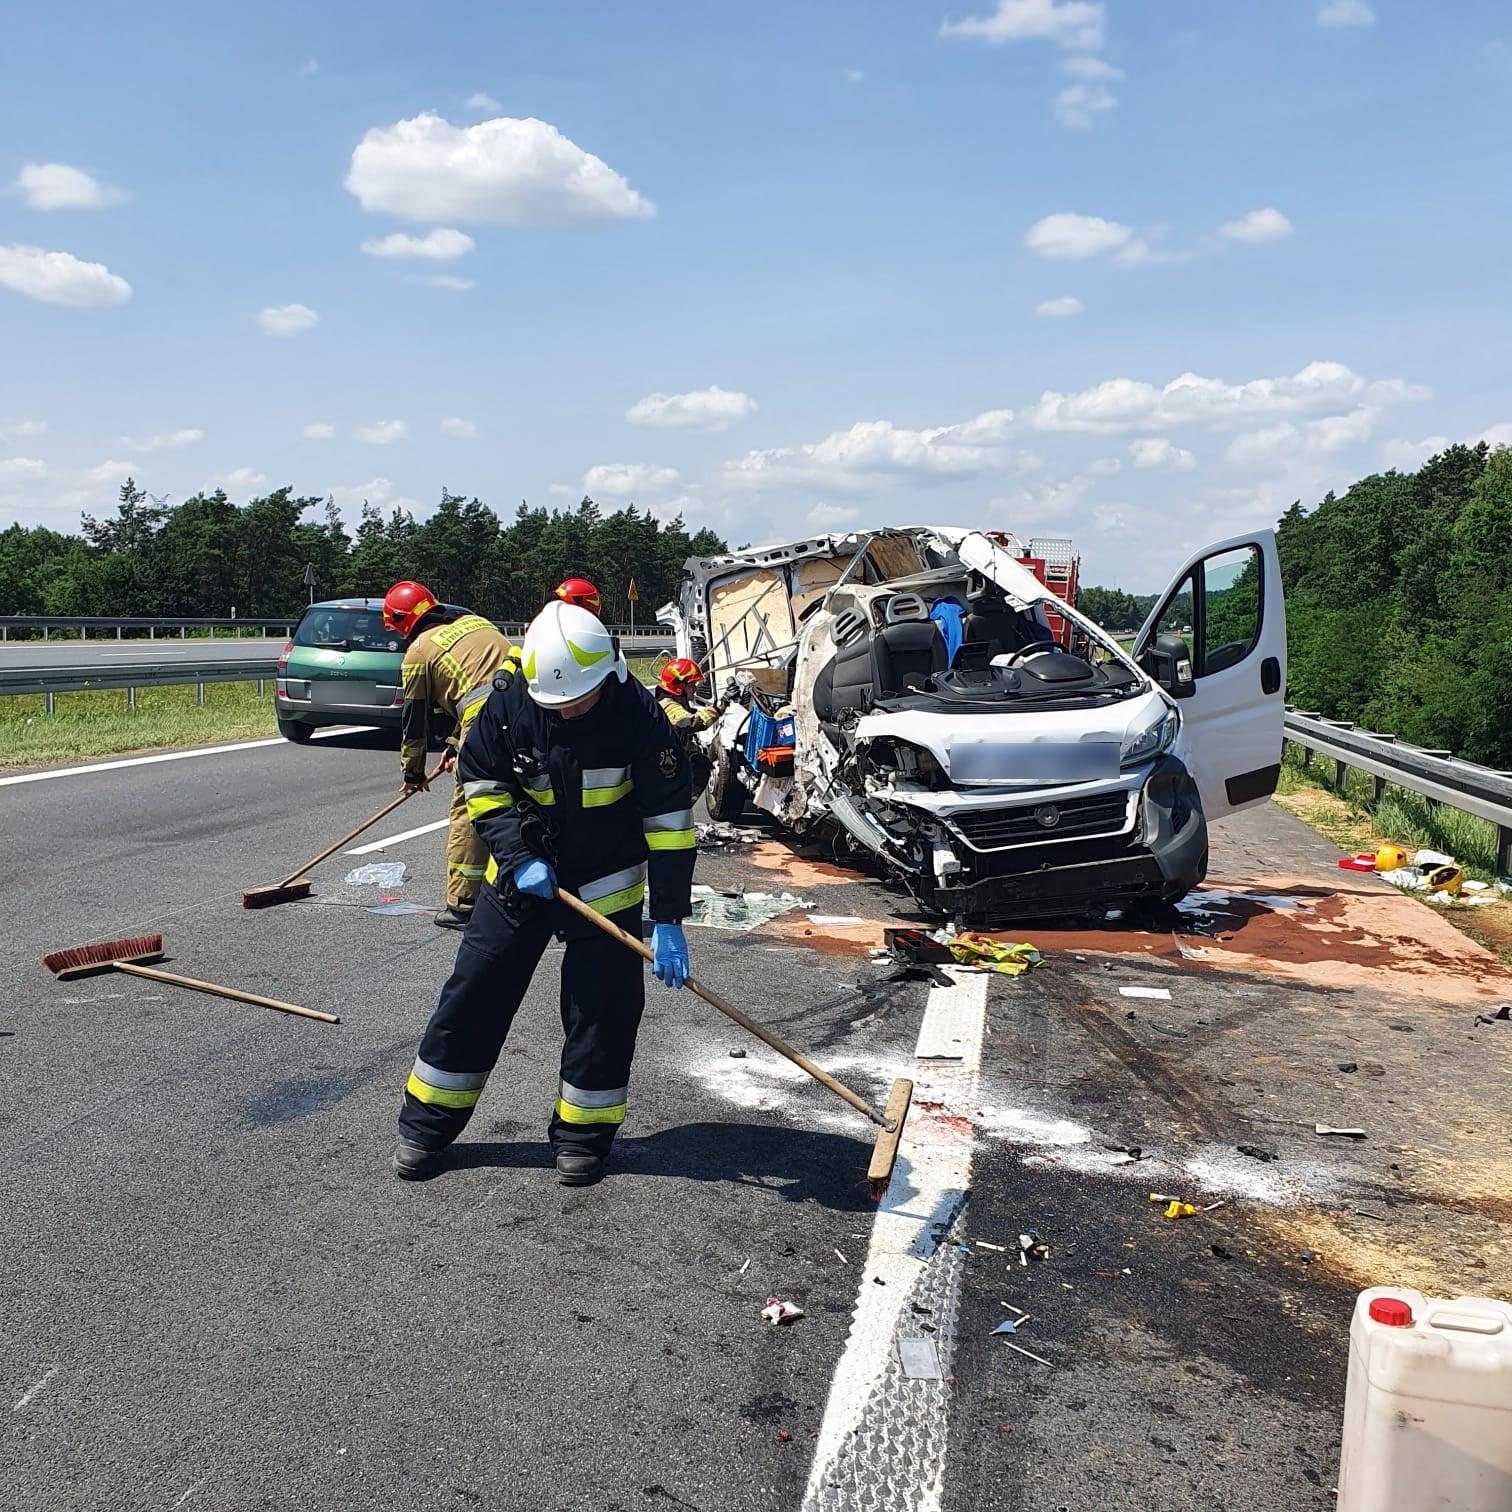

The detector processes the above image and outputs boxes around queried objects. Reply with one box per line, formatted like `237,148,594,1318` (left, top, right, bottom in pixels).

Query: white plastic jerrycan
1338,1286,1512,1511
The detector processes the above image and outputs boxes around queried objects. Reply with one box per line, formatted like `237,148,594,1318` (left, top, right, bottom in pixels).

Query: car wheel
278,715,314,744
704,745,746,821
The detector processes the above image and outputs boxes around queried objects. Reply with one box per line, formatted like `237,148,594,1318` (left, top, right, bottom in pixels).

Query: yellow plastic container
1338,1286,1512,1511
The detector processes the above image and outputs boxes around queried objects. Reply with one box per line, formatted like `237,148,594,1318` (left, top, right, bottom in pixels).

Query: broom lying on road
241,756,450,909
555,888,913,1198
44,934,338,1024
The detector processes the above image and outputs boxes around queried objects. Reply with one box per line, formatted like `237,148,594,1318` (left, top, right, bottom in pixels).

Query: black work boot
555,1150,606,1187
393,1139,444,1180
433,904,474,931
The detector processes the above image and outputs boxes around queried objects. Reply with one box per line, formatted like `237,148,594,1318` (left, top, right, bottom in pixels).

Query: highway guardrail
0,657,280,713
1284,708,1512,876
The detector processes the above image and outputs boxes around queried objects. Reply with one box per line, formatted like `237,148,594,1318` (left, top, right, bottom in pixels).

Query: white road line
345,817,449,854
12,1364,59,1412
802,967,989,1512
0,725,375,788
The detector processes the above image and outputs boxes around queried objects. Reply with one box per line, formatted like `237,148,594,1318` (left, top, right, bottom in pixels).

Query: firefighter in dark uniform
653,657,718,800
394,601,697,1187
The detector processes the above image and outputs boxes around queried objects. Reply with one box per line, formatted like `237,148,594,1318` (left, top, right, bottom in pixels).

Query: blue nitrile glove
652,924,689,989
513,858,556,899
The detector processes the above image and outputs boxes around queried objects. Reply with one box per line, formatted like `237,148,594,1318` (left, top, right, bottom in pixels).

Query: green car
274,597,471,742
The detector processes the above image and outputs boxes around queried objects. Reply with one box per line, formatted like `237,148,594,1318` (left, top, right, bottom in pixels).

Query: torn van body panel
662,525,1284,924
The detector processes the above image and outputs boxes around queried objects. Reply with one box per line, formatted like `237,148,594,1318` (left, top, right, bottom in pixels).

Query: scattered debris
1091,1268,1132,1278
975,1240,1008,1253
1105,1142,1144,1162
991,1320,1020,1336
1474,1005,1511,1028
1118,985,1172,1001
884,928,953,965
365,901,432,916
833,1248,849,1265
696,821,765,846
687,887,811,932
1237,1144,1277,1163
946,934,1044,976
1171,935,1209,960
807,914,865,927
344,862,406,887
1017,1232,1050,1266
872,1276,886,1286
1353,1208,1388,1222
1301,1249,1316,1265
728,1048,747,1058
1163,1201,1197,1220
1147,1192,1181,1204
738,1257,752,1275
761,1297,804,1326
1002,1340,1053,1367
777,1430,793,1443
897,1337,943,1379
1210,1243,1234,1260
1337,1062,1358,1073
1315,1124,1368,1139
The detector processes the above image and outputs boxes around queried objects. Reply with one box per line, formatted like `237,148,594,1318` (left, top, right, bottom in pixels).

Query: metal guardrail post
196,682,206,706
44,691,54,715
127,686,136,712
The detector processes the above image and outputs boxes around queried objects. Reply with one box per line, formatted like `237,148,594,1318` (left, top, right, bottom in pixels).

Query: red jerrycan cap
1368,1297,1414,1327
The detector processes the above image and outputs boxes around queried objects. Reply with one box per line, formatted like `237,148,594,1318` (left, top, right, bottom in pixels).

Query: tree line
0,481,729,626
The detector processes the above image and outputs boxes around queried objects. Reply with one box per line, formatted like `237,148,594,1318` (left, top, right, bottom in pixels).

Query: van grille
948,792,1131,851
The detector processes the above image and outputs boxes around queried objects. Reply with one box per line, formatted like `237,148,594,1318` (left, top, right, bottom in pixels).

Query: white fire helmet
519,600,627,707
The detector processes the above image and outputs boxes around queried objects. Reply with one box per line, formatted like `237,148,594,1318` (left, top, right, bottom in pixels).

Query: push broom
241,756,450,909
555,889,913,1197
44,934,338,1023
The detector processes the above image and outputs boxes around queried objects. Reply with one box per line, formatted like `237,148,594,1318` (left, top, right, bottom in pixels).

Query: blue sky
3,0,1510,589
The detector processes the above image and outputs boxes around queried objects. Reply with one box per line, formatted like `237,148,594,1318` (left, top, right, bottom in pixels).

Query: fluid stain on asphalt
245,1074,359,1126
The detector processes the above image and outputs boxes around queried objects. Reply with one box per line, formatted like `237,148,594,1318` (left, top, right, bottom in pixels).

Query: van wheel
278,716,314,744
705,747,746,821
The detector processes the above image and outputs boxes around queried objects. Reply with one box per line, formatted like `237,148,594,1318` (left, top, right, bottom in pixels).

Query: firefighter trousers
398,882,647,1159
446,758,488,909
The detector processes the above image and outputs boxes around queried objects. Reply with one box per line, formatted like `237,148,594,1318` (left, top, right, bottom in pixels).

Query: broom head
866,1077,914,1200
44,934,166,980
240,879,313,909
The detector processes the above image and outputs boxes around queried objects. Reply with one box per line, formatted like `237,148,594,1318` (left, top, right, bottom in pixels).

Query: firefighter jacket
399,614,517,783
656,691,718,737
459,671,697,924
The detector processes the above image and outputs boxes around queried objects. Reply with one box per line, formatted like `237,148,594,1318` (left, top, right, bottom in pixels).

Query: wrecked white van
660,526,1286,923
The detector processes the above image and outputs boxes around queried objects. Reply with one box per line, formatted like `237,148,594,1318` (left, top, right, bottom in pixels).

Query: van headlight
1121,706,1179,768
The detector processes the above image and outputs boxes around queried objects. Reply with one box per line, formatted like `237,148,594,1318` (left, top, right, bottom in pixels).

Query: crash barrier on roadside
0,614,674,643
1283,708,1512,877
0,656,282,713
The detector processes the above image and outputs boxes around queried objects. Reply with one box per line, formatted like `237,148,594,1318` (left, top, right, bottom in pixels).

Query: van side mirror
1140,632,1196,699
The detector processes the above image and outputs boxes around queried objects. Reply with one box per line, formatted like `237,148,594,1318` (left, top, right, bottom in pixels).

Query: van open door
1134,529,1286,822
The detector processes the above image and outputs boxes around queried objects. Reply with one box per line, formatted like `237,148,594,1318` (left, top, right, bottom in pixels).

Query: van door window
1199,545,1262,674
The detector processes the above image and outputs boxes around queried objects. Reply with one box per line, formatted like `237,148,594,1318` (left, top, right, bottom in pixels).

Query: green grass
0,681,279,770
1278,741,1504,879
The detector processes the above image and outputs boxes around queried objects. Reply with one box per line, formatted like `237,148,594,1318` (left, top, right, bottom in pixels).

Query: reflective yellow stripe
645,828,696,851
406,1072,482,1109
400,661,425,685
449,863,487,878
586,879,645,915
484,856,500,885
466,793,514,819
554,1096,626,1126
581,779,633,808
523,780,556,806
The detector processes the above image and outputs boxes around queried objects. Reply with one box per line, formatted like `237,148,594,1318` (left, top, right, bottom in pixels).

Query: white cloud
940,0,1105,50
466,92,502,113
257,303,318,336
303,422,336,441
1061,54,1123,80
1479,423,1512,449
1088,456,1122,475
1129,437,1196,470
355,418,409,446
126,428,204,452
626,386,757,431
345,112,654,226
1024,212,1142,261
15,162,127,210
807,504,860,529
440,417,477,438
1035,295,1084,318
327,477,422,516
1,418,46,439
582,463,681,498
0,243,131,307
86,460,135,486
1318,0,1374,27
0,457,47,481
843,68,864,84
1303,406,1379,454
1382,435,1450,470
1220,207,1294,243
423,275,475,291
722,411,1017,491
1367,378,1432,403
360,227,475,261
211,467,268,493
1052,82,1116,128
298,57,319,77
1225,423,1298,465
1025,361,1410,434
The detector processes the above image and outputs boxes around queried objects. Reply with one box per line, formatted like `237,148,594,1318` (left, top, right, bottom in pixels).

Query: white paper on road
1119,985,1173,1000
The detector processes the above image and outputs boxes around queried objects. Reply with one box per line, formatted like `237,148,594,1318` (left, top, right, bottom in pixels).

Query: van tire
705,746,746,821
278,716,314,744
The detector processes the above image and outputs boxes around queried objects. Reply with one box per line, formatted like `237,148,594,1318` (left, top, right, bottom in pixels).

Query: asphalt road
3,734,1507,1511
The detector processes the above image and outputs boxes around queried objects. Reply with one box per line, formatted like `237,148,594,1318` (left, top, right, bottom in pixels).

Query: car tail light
276,640,292,671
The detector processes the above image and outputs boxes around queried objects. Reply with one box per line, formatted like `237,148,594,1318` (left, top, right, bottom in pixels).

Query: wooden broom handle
115,962,340,1024
279,757,450,887
554,888,883,1127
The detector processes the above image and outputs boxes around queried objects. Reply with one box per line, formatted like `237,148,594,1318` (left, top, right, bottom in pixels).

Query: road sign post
627,577,639,637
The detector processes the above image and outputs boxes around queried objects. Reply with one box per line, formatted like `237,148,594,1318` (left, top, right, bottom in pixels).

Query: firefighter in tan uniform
382,580,519,929
654,658,718,800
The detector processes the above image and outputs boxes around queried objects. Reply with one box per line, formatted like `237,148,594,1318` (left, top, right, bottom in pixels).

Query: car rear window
293,608,402,652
